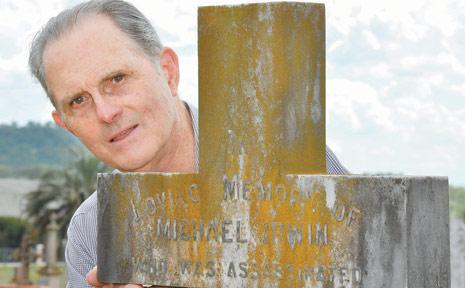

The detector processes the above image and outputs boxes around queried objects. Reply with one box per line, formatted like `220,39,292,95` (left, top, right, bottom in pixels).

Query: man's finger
86,266,105,287
86,266,144,288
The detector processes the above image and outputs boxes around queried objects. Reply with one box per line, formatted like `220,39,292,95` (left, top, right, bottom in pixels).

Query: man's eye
70,95,87,107
112,74,124,84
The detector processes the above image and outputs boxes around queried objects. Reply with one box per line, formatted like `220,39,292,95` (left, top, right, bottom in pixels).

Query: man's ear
52,110,70,132
159,47,180,97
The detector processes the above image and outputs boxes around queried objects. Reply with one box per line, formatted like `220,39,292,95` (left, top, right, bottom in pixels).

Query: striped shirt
65,103,348,287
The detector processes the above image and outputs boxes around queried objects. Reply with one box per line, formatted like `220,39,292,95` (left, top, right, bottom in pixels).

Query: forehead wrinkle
46,20,146,77
43,14,158,112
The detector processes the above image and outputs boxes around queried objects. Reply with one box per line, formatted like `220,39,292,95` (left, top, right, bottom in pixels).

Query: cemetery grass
0,266,10,284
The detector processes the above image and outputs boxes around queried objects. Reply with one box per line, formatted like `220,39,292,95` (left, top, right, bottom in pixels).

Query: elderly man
29,0,347,287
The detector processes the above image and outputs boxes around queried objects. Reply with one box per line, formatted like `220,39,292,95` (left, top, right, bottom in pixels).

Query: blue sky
0,0,464,185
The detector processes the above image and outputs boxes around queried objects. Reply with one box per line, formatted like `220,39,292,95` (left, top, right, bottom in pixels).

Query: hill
0,122,82,177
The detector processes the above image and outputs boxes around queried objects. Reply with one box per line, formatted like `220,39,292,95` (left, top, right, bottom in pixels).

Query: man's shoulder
69,191,98,229
69,169,120,227
66,191,98,287
66,190,98,262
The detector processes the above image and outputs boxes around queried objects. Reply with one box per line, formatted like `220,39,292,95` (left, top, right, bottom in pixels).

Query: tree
450,185,465,221
0,216,28,248
25,153,109,238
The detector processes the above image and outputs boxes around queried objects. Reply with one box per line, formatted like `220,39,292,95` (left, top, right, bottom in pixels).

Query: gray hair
28,0,163,107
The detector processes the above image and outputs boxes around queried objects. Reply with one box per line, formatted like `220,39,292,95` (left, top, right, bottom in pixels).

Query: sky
0,0,464,186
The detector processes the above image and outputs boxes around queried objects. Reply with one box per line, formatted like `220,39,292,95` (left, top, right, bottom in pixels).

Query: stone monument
38,213,62,288
97,3,450,287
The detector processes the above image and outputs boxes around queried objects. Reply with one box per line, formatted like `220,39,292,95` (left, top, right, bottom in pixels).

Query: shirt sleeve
65,211,97,288
326,146,349,175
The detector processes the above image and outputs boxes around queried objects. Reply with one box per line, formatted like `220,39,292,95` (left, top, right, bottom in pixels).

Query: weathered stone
98,174,449,287
97,2,450,287
198,2,326,177
39,213,62,288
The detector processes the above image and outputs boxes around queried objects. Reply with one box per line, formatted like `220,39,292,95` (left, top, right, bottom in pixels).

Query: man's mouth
110,124,138,143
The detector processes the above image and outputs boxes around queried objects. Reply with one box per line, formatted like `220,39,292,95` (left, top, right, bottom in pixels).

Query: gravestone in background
97,3,450,287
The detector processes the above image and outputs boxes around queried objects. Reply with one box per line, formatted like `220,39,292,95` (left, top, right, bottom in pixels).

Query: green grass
0,263,66,287
0,265,13,283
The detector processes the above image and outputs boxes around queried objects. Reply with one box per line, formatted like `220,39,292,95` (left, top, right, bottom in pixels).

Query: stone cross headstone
97,3,450,287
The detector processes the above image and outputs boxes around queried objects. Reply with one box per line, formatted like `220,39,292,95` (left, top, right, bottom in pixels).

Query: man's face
43,15,180,172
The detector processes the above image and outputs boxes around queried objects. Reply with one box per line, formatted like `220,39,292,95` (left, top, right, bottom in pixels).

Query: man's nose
93,94,122,124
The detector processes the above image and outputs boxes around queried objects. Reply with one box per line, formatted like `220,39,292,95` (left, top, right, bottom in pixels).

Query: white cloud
369,62,391,79
450,84,465,94
401,56,425,69
436,52,465,74
328,40,344,54
327,79,394,131
395,98,455,129
363,30,380,50
0,0,65,70
178,55,198,106
0,0,464,185
424,0,463,37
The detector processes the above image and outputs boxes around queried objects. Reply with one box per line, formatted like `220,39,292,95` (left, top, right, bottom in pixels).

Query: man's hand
86,266,143,288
